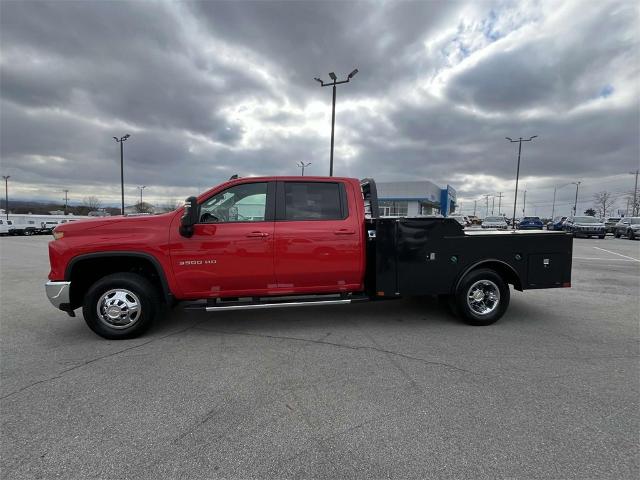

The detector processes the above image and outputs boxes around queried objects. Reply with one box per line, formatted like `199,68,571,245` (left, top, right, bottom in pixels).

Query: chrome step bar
205,298,351,312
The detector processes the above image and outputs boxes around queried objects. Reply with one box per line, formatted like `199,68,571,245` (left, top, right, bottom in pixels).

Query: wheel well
66,255,169,308
457,261,523,292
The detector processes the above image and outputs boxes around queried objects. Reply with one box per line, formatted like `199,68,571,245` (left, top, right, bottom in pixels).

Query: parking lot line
592,246,640,263
573,256,637,262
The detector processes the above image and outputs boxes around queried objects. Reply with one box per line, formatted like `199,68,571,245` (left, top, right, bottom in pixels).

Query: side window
283,182,345,221
199,182,267,223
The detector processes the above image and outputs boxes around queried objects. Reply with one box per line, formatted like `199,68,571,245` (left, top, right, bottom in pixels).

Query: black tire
629,230,636,240
598,235,605,239
82,272,160,339
614,231,621,238
455,268,510,326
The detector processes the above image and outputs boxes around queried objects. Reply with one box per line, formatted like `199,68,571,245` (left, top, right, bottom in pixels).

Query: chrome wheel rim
97,288,142,329
466,280,500,316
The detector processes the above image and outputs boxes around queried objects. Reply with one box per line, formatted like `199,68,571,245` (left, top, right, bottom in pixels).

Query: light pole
496,192,503,215
522,190,527,216
63,189,69,215
551,183,570,219
314,69,358,176
138,185,146,206
572,181,581,216
113,134,131,215
2,175,9,220
630,170,639,216
296,162,311,176
506,135,537,229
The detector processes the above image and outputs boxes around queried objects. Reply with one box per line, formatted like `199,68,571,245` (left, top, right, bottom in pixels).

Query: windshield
574,216,599,223
485,217,504,222
631,217,640,224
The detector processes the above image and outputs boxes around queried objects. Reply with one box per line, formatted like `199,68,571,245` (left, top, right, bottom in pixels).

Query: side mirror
179,196,198,238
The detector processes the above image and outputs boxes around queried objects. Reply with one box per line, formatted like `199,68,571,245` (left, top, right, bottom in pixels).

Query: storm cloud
1,0,638,216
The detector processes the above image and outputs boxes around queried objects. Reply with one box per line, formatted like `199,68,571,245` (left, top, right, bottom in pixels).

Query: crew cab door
273,180,364,293
170,181,276,298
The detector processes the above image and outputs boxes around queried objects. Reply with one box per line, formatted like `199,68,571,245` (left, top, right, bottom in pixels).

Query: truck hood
54,212,176,234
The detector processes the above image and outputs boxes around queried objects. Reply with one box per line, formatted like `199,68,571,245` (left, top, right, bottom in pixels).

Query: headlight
53,230,64,240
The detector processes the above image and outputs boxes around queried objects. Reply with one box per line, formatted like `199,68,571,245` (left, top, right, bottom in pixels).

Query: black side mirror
179,196,198,238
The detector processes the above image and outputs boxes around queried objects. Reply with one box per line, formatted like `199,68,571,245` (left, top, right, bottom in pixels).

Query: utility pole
314,69,358,176
572,181,581,216
522,190,527,216
506,136,538,229
484,194,490,217
113,134,131,215
296,162,311,176
491,196,495,215
473,200,477,217
496,192,503,215
138,185,146,206
63,189,69,215
630,169,639,216
2,175,9,220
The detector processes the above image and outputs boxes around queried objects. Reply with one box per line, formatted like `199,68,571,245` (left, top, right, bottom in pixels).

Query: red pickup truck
46,176,573,339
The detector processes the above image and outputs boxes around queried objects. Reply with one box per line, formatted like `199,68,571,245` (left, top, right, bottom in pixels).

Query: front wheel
82,273,160,339
629,230,636,240
455,268,510,326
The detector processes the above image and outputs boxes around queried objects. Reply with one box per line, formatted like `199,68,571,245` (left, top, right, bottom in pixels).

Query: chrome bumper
45,281,71,309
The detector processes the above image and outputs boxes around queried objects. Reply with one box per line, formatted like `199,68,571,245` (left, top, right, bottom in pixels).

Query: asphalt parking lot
1,235,638,479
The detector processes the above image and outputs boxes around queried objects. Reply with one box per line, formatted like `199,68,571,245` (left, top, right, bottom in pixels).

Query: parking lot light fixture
2,175,9,220
113,134,131,215
296,162,311,176
314,69,359,176
506,135,538,229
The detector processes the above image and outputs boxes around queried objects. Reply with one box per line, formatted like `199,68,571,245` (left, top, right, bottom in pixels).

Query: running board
206,298,351,312
182,293,368,312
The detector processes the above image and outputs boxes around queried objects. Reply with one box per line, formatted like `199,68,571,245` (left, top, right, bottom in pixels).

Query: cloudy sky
1,0,638,216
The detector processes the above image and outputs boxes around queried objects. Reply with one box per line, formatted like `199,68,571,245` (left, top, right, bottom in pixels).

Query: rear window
283,182,345,221
523,217,540,221
485,217,504,222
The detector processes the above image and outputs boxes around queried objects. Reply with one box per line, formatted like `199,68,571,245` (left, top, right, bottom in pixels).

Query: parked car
547,216,567,231
613,217,640,239
563,216,606,238
45,176,573,339
481,216,508,229
447,215,469,227
0,219,12,236
518,216,544,230
7,221,37,236
604,217,621,234
39,221,60,234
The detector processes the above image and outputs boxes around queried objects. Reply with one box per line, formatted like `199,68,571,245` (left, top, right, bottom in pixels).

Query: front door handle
334,229,355,235
246,232,269,238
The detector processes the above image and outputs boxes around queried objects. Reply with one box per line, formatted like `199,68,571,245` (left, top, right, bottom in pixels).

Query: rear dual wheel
454,268,510,326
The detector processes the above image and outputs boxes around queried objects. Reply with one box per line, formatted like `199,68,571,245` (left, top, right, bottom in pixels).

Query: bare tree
592,191,615,218
83,196,102,211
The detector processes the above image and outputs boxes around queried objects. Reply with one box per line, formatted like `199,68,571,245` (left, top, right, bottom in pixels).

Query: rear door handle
334,229,355,235
246,232,269,238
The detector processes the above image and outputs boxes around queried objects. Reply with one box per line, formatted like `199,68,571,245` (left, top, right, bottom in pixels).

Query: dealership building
376,181,457,217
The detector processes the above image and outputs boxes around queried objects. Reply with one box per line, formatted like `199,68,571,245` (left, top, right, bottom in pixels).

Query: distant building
376,181,457,217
